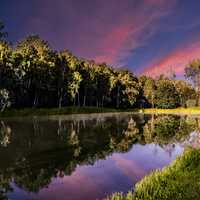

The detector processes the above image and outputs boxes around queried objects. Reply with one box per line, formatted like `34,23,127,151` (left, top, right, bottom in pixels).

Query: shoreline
0,107,137,118
1,107,200,118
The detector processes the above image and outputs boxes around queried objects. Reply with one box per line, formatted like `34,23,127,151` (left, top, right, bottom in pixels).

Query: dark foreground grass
106,148,200,200
0,107,137,117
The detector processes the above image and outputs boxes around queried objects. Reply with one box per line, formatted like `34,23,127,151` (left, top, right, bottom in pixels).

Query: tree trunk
58,88,63,109
152,93,154,108
83,88,87,107
102,96,104,108
117,86,120,108
33,92,38,108
96,99,99,108
196,91,200,107
151,114,155,130
77,92,80,107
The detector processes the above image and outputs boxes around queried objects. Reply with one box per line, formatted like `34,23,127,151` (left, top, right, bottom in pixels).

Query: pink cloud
112,154,146,182
92,0,178,65
27,0,177,66
38,169,101,200
143,39,200,77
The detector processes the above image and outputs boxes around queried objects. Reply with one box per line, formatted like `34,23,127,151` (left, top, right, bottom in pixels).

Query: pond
0,113,199,200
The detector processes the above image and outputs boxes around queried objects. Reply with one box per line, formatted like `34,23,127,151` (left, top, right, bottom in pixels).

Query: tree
174,80,195,107
185,59,200,105
79,59,96,106
14,36,55,107
119,69,140,107
155,79,180,108
68,71,82,106
93,64,111,107
143,77,156,108
0,42,15,107
55,51,70,108
110,69,140,108
15,35,51,59
0,42,11,66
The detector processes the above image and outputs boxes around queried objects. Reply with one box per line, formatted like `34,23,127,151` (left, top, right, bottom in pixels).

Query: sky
1,0,200,77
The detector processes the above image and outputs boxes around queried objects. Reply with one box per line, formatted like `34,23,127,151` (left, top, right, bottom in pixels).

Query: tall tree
185,59,200,106
14,35,55,107
68,71,82,106
174,80,195,107
143,77,156,108
155,79,180,108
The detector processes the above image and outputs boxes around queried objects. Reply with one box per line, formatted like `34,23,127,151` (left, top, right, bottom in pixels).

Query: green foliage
174,80,195,107
142,77,156,107
155,79,180,108
185,59,200,106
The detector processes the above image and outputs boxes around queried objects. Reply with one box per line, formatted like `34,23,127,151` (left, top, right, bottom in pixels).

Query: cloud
38,169,101,200
142,39,200,77
26,0,177,66
112,154,146,182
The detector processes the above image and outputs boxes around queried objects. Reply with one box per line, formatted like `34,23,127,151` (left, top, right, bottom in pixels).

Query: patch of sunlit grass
140,107,200,115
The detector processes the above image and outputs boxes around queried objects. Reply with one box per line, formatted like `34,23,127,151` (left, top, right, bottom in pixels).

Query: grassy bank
106,148,200,200
140,107,200,115
0,107,136,117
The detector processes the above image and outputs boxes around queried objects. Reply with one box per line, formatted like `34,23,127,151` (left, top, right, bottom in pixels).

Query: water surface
0,113,198,200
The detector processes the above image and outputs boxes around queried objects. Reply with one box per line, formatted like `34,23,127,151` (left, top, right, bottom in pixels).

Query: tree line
0,21,198,110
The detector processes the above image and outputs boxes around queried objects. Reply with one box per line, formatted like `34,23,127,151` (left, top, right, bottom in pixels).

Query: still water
0,113,199,200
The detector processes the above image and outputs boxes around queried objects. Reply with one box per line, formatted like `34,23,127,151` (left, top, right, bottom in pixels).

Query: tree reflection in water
0,114,198,199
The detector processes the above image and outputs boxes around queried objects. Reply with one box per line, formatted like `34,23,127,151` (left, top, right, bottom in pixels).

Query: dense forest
0,21,199,111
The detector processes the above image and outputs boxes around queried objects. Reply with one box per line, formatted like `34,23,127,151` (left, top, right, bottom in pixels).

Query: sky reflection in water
0,113,196,200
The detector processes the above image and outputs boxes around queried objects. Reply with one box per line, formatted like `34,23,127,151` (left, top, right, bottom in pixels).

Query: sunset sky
1,0,200,77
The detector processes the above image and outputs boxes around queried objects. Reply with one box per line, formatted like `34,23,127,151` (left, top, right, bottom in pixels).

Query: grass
140,107,200,115
106,148,200,200
0,107,137,117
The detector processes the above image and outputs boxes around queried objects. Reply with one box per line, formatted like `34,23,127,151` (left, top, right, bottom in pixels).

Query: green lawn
106,148,200,200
